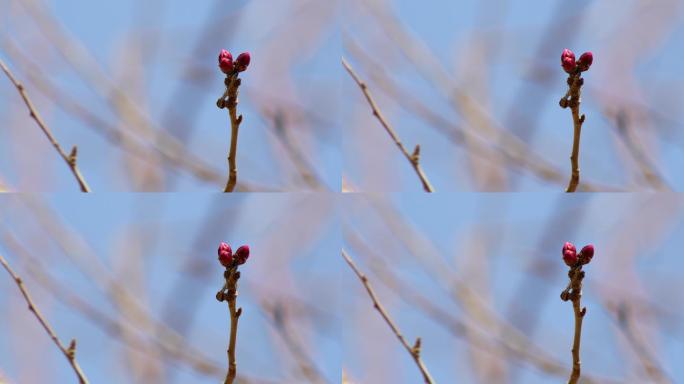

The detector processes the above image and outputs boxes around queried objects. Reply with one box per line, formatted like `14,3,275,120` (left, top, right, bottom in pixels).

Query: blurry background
342,193,684,383
343,0,684,191
0,0,339,191
0,193,340,383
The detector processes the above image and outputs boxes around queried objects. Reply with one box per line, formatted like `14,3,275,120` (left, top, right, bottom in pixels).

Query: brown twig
216,267,242,384
560,74,586,192
342,57,434,192
0,253,90,384
0,59,91,192
341,249,435,384
218,74,244,192
560,265,586,384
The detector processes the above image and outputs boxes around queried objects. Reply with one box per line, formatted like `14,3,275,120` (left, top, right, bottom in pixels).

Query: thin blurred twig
615,304,671,383
341,249,435,384
342,57,434,192
611,111,669,190
0,253,90,384
0,59,91,192
263,301,328,384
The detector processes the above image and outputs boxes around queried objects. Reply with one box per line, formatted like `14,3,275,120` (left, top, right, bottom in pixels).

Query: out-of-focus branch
341,249,435,384
0,59,90,192
0,253,90,384
611,111,669,190
615,304,670,384
263,301,328,384
342,57,434,192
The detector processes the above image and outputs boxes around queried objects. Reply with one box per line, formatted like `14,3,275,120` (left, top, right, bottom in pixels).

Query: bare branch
0,253,90,383
0,59,91,192
342,57,434,192
341,249,435,384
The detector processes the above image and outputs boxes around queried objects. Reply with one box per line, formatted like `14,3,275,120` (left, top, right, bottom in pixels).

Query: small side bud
579,244,594,265
235,245,250,265
577,52,593,72
235,52,251,72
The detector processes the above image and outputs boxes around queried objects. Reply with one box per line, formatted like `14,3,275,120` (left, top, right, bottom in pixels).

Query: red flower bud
561,49,577,74
577,51,593,72
562,57,576,73
579,244,594,265
218,242,233,267
562,241,578,266
561,49,576,62
235,245,250,265
218,49,233,74
235,52,251,72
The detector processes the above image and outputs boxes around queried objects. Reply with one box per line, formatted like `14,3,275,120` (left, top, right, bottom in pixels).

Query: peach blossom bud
235,245,250,265
577,51,593,72
579,244,594,265
235,52,251,72
562,241,578,266
218,49,233,74
218,242,233,267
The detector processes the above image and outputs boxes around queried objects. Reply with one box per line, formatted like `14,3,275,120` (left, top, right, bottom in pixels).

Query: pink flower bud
235,245,250,265
562,57,576,73
579,244,594,265
562,241,578,266
218,242,233,267
219,49,232,61
235,52,251,72
561,49,577,74
561,49,576,62
218,49,233,74
577,51,593,72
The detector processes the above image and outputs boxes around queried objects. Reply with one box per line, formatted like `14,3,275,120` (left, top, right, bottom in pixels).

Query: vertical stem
565,266,585,384
565,74,584,193
224,268,240,384
569,295,583,383
566,106,582,192
224,74,242,193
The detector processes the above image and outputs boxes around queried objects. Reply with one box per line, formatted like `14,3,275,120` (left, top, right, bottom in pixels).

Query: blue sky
342,193,684,383
1,194,683,382
0,0,340,191
342,0,684,191
0,193,341,383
